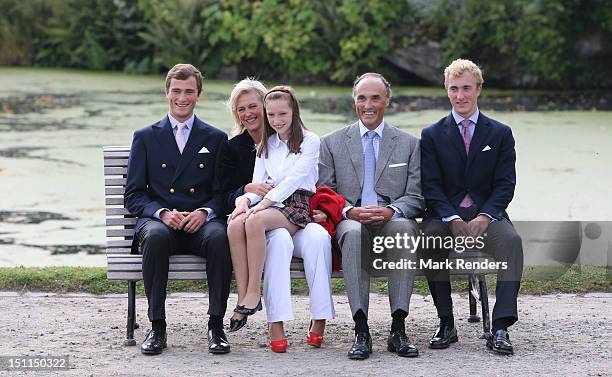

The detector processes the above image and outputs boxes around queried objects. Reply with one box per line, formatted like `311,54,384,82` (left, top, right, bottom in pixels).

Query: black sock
208,315,223,330
492,317,514,334
152,319,166,332
353,310,369,334
440,314,454,329
391,309,407,333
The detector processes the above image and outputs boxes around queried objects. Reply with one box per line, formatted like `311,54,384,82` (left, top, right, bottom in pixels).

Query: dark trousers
420,216,524,326
137,218,232,322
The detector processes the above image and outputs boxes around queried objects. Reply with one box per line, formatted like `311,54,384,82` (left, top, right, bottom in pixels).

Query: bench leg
468,276,481,323
124,281,137,346
477,274,491,339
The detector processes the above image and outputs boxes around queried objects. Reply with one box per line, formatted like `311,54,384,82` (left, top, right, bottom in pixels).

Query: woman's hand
312,209,328,223
244,182,274,197
245,198,273,219
228,198,250,223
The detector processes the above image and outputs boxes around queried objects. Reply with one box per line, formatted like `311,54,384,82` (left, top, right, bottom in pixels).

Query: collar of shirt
358,120,385,139
452,108,479,126
168,113,195,132
269,130,299,148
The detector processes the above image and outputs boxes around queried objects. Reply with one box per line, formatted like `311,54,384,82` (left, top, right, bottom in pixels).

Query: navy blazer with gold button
420,112,517,221
125,115,227,234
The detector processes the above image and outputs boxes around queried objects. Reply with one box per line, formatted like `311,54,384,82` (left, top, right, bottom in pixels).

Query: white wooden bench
104,146,494,346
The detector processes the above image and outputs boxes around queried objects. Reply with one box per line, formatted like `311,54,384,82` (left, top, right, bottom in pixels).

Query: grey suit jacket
318,121,424,218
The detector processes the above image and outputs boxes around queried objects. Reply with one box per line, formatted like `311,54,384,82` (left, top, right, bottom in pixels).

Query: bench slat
106,218,137,226
107,239,133,248
105,167,128,175
109,263,206,272
107,229,135,237
104,159,129,167
108,255,204,263
106,248,132,254
106,178,127,186
105,197,124,206
105,187,125,195
107,271,208,280
106,208,132,216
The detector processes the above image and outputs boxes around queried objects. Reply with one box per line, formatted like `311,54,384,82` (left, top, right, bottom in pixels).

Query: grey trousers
336,217,419,319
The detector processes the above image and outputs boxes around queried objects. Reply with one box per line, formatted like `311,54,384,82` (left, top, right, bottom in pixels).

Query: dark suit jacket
216,131,256,215
125,115,227,234
420,112,516,221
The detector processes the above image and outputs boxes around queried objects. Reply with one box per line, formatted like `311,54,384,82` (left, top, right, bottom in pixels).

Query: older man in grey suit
319,73,424,360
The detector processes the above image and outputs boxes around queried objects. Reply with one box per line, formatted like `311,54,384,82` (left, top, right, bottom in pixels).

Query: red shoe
269,338,288,353
306,331,323,348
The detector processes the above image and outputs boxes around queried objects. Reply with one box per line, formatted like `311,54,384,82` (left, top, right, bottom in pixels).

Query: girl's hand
245,199,273,220
228,198,250,223
312,209,328,223
244,182,274,197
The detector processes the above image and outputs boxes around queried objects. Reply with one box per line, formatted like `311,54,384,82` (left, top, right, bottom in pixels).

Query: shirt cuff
442,215,461,223
478,212,496,222
196,207,216,222
237,192,260,207
154,208,169,219
342,205,354,220
387,205,403,219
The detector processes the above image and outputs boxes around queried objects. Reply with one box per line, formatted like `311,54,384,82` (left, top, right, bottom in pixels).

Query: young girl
227,86,320,351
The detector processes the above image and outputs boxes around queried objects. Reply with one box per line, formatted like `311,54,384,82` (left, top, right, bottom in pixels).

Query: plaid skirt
271,189,313,228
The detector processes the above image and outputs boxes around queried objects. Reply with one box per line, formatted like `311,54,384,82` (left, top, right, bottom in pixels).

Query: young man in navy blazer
420,59,523,355
125,64,232,355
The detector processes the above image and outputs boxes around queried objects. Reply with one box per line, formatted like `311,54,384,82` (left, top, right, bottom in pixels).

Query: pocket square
482,145,492,152
388,162,407,168
198,146,210,154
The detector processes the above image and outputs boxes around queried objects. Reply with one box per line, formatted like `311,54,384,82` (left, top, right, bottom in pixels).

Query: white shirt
237,129,319,207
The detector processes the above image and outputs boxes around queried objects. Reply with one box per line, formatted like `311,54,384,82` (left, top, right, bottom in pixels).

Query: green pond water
0,68,610,266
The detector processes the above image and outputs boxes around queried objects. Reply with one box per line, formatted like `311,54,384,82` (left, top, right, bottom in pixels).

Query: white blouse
236,129,320,207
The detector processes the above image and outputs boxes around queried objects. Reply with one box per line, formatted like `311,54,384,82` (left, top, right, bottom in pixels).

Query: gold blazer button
189,188,195,193
169,188,175,193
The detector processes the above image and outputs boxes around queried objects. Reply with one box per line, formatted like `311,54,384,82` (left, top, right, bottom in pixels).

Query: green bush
1,0,610,88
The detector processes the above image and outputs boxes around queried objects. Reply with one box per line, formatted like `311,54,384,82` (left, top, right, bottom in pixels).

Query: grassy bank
0,266,609,296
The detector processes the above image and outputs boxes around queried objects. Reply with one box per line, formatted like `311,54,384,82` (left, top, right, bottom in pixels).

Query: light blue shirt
342,119,402,219
451,108,479,140
154,113,215,222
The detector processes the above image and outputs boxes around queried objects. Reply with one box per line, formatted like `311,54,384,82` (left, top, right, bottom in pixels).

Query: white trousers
263,222,335,323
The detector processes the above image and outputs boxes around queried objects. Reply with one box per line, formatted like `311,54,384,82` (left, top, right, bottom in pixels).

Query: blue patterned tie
361,131,378,206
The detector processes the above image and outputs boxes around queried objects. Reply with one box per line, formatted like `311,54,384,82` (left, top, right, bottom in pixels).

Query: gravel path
1,292,610,376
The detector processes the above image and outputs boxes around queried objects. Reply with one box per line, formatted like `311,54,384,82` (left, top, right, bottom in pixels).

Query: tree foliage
0,0,610,88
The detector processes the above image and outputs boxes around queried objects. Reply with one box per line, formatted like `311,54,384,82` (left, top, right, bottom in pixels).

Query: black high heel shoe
234,299,262,315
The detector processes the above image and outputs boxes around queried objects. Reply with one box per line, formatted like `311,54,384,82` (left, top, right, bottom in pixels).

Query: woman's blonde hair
226,78,267,136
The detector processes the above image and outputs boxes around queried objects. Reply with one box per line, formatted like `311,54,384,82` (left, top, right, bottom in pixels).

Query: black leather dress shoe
387,330,419,357
347,331,372,360
486,329,514,355
234,299,262,316
429,325,458,349
208,327,231,354
141,329,167,355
